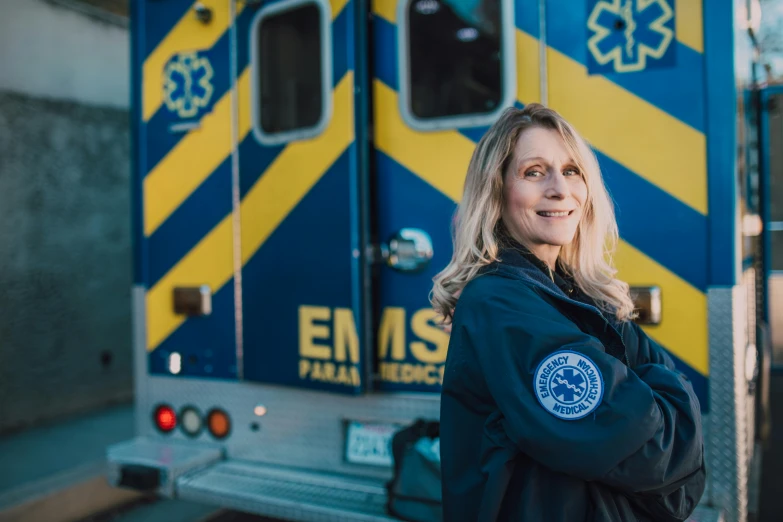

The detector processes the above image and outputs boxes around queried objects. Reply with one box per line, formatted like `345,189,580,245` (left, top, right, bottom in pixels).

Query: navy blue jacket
440,247,705,521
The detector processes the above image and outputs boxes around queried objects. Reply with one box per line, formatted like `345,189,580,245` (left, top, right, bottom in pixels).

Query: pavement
76,497,220,522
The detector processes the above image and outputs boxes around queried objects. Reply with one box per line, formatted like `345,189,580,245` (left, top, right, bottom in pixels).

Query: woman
431,104,705,521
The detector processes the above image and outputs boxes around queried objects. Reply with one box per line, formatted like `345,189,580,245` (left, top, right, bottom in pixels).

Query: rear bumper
107,437,223,498
107,437,395,521
178,460,393,522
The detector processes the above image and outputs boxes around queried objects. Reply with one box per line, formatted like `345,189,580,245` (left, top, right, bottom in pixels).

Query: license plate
344,421,399,467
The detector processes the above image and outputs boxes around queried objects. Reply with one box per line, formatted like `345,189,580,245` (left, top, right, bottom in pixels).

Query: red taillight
154,405,177,433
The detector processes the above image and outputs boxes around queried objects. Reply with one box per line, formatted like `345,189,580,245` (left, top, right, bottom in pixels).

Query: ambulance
107,1,775,521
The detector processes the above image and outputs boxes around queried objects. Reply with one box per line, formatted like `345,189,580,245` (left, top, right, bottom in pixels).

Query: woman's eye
524,169,543,178
563,168,580,177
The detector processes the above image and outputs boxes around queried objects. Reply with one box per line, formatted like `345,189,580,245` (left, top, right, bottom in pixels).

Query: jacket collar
491,246,569,297
496,243,577,293
481,246,621,327
490,230,577,293
481,249,628,360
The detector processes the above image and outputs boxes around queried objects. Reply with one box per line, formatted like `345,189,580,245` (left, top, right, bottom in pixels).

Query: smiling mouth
536,210,574,217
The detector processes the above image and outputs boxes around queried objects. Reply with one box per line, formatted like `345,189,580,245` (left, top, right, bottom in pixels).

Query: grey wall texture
0,91,133,434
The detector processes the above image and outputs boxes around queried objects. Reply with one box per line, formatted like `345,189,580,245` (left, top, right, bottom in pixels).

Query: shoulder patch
534,351,604,420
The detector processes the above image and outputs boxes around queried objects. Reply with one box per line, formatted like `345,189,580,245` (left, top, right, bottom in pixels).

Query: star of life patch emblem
534,351,604,420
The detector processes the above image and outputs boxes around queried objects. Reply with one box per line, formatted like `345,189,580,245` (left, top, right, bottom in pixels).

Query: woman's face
501,126,588,262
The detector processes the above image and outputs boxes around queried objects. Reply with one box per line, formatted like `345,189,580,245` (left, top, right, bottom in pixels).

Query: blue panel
545,0,704,133
597,151,708,291
458,125,489,142
149,280,238,379
239,138,286,199
143,0,192,59
374,152,457,393
242,149,364,393
515,0,540,37
374,17,398,90
147,159,232,287
704,0,736,286
132,0,147,285
333,0,352,87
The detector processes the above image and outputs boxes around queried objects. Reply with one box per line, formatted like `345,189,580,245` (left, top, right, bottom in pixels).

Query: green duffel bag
386,419,442,522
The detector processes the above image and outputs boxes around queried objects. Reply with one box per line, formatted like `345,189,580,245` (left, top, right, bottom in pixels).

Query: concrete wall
0,1,132,434
0,0,129,108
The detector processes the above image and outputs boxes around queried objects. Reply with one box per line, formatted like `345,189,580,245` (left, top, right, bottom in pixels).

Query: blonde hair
430,104,636,323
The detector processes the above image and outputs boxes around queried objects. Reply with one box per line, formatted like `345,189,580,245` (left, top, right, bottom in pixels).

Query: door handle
378,228,434,274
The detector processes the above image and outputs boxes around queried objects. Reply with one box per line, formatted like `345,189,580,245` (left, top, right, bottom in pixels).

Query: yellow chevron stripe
146,74,355,351
676,0,703,54
516,30,541,104
144,68,251,237
546,43,707,215
372,0,396,24
143,0,241,122
242,73,356,262
330,0,350,18
374,80,474,201
615,242,708,375
375,82,707,376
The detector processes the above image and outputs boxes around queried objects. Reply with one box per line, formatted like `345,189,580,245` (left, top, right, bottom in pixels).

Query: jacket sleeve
626,322,677,370
621,323,707,520
459,279,703,494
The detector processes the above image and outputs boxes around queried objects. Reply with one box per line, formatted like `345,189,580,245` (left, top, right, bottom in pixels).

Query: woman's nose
545,171,569,199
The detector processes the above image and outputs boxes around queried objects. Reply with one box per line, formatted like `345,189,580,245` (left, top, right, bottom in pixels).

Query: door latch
370,228,434,274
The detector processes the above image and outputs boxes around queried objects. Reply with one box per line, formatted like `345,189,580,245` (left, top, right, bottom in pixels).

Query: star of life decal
534,351,604,420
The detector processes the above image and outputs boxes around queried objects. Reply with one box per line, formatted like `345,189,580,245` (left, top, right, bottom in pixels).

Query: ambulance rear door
370,0,518,393
236,0,370,395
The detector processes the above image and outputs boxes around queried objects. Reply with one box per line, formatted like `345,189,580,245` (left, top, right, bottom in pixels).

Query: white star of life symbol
587,0,674,73
163,51,215,119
